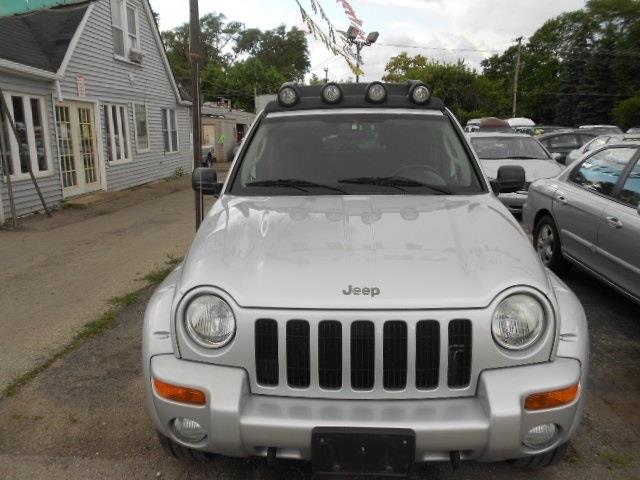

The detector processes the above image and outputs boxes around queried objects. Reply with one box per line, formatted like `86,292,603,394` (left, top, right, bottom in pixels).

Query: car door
596,150,640,299
553,147,637,267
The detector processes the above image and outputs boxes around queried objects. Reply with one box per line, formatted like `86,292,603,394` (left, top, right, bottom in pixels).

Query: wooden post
190,0,203,230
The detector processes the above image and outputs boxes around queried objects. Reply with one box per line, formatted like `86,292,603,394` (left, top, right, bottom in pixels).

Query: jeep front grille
255,319,279,386
254,317,471,393
351,321,375,390
286,320,311,388
447,319,472,388
318,320,342,389
415,320,440,389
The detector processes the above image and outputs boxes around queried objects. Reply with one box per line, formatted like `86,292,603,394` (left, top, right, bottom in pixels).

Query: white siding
0,72,60,220
58,0,192,192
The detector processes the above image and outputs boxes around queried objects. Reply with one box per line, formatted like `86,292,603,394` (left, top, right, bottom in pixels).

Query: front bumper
147,355,584,463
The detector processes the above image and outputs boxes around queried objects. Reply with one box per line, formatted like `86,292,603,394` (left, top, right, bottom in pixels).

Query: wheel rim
536,224,555,265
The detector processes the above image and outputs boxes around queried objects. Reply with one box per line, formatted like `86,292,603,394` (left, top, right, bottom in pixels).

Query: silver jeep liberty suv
143,81,588,476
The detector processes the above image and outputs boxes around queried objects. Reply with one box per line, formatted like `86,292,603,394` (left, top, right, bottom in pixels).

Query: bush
613,96,640,130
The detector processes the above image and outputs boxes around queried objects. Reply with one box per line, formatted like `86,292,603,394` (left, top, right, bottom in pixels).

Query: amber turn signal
525,384,579,411
153,378,206,406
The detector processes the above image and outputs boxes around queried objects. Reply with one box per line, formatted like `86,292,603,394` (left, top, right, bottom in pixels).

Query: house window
162,108,178,153
110,0,139,57
103,104,131,163
133,104,149,152
0,93,51,178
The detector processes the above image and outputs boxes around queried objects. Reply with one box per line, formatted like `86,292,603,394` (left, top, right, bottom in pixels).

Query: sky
149,0,588,82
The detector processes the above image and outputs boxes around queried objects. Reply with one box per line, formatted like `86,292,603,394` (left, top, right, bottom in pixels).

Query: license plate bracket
311,427,415,476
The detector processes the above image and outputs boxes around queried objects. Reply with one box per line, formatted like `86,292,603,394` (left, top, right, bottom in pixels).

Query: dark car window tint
231,113,483,196
619,160,640,207
572,148,637,196
549,134,579,148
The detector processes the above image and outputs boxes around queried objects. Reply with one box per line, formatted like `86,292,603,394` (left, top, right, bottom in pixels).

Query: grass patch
1,255,182,400
142,254,182,285
602,451,635,467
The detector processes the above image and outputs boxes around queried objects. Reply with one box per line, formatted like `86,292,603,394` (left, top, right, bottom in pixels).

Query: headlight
491,293,545,350
184,294,235,348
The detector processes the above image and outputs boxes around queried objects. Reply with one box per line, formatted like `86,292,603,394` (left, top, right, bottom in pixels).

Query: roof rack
263,81,445,113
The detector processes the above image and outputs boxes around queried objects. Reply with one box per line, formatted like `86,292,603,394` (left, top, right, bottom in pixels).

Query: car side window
571,148,637,197
550,134,578,148
618,159,640,207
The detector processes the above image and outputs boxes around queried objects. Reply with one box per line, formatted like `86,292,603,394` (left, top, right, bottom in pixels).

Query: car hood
178,194,552,309
479,159,563,181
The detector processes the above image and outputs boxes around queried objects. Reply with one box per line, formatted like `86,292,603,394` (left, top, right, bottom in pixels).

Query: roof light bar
365,82,387,104
408,81,431,105
321,82,343,104
278,83,299,107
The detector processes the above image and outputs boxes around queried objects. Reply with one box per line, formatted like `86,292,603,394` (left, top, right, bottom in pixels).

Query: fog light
321,83,343,104
366,82,387,103
172,417,207,443
523,423,558,449
278,84,299,107
409,83,431,104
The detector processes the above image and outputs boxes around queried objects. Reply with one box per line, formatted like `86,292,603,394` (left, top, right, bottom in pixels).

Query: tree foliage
481,0,640,126
161,13,310,111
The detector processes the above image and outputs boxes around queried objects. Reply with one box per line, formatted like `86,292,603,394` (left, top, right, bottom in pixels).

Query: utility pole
355,43,363,83
512,36,523,118
324,68,329,83
189,0,203,230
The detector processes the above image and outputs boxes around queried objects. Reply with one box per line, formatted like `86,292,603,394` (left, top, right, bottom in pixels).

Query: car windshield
230,111,484,196
470,136,550,160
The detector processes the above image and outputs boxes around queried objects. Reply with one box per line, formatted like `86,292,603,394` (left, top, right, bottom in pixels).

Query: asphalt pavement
0,263,638,479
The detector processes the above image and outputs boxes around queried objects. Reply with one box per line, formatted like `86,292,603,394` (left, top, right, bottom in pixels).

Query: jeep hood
178,195,552,309
479,159,562,181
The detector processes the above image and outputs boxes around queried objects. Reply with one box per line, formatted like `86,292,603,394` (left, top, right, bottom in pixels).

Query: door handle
557,194,568,205
606,216,623,229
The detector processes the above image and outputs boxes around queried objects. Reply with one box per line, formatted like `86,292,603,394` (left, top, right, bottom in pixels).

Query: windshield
470,136,550,160
229,112,484,196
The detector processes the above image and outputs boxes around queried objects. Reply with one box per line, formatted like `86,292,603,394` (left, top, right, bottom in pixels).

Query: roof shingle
0,3,89,73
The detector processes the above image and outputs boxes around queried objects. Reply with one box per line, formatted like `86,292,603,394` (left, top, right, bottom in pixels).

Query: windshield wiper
246,179,347,194
495,155,540,159
338,176,453,195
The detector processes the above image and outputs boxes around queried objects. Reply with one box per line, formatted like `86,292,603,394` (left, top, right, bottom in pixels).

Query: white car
469,132,563,214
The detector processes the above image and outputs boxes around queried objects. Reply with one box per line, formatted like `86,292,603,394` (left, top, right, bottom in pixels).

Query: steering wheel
391,164,447,186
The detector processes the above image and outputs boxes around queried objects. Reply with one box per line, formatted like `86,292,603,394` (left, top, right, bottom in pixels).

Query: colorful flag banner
295,0,363,77
336,0,365,40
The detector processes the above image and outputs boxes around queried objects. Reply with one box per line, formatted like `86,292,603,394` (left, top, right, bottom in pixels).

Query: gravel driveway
0,268,638,480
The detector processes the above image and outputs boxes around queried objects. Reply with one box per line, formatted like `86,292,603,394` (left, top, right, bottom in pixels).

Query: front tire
533,215,569,274
512,442,569,469
158,432,213,463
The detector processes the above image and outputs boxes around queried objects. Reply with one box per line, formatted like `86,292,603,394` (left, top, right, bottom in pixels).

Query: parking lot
0,263,638,480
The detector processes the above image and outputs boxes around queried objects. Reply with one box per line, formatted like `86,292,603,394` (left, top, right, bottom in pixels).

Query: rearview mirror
551,152,565,164
491,165,526,194
192,167,223,196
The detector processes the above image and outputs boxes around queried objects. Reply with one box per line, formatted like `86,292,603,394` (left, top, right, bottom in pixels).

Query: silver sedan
469,133,563,214
523,142,640,303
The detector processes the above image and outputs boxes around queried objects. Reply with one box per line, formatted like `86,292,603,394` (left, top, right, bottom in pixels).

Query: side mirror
192,167,223,196
492,165,526,194
551,152,565,164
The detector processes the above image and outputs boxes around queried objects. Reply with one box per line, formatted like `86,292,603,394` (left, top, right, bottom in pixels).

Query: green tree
613,95,640,128
161,16,309,110
383,53,506,124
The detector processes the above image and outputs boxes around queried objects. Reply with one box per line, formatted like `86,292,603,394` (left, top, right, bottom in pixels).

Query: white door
55,102,101,197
